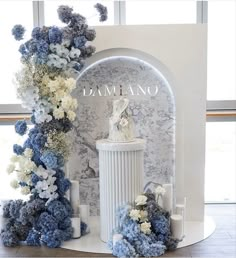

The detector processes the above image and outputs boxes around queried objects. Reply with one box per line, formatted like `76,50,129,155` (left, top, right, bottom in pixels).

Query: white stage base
61,216,216,253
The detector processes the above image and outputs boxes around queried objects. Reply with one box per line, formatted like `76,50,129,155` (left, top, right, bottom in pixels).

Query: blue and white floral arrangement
1,4,107,248
109,191,182,257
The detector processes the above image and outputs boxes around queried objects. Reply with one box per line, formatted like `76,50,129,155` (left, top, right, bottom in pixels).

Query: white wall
92,25,207,221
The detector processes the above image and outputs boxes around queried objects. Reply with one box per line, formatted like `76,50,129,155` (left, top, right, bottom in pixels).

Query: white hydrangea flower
24,148,33,158
61,95,73,110
10,154,19,163
24,159,36,173
155,185,166,196
7,164,15,174
129,209,141,221
53,107,65,119
65,78,76,92
140,221,151,234
17,172,28,182
21,186,31,195
48,80,59,93
67,110,76,121
135,195,148,206
10,179,19,189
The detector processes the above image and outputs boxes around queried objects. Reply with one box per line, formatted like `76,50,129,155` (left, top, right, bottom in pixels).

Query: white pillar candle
170,214,184,239
162,184,173,213
70,180,80,215
113,234,123,245
71,217,81,238
79,204,90,224
176,204,185,236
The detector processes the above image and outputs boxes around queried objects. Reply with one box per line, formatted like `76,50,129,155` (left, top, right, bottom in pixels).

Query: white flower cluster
7,148,35,195
34,166,58,205
41,76,78,122
129,194,151,234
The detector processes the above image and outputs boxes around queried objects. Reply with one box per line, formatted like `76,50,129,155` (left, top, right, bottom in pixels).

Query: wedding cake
108,97,135,142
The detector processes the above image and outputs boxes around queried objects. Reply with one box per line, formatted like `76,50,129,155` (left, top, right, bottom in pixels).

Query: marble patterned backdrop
68,56,175,215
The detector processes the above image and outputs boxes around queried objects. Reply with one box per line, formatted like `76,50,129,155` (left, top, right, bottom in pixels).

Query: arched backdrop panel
68,49,176,215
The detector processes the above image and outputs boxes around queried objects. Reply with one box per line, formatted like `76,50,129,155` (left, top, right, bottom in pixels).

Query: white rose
7,164,15,174
129,209,141,221
135,195,147,206
67,110,76,121
10,179,19,189
24,148,33,158
140,221,151,234
53,107,65,119
21,186,31,195
155,186,166,196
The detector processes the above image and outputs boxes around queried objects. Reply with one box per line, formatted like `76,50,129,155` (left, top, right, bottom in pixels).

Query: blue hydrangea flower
40,151,64,169
151,215,170,235
59,217,71,230
12,24,25,40
94,3,108,22
26,229,41,246
1,231,19,247
57,5,73,24
23,138,33,150
56,178,71,196
31,173,41,185
41,229,63,248
59,197,73,217
30,132,47,151
85,29,96,41
37,212,58,234
74,36,87,48
13,144,24,155
49,26,62,44
15,120,27,135
81,221,88,236
112,239,136,257
35,39,49,64
47,200,69,222
61,226,73,241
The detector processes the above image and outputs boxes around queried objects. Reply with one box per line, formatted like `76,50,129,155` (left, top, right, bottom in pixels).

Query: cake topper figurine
108,97,135,142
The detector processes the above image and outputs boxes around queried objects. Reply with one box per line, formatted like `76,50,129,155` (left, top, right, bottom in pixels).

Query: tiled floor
0,204,235,257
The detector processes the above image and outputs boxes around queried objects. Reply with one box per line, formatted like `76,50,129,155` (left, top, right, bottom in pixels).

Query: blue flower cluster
15,3,107,71
12,24,25,40
1,197,74,248
94,3,108,22
15,120,27,135
109,193,181,257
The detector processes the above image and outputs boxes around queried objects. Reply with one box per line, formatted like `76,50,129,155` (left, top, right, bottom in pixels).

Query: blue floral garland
1,4,107,248
109,193,182,257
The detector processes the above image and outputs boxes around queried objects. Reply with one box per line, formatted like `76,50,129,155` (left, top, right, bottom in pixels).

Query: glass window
44,0,114,26
207,0,236,100
0,1,33,104
126,0,197,25
205,122,236,203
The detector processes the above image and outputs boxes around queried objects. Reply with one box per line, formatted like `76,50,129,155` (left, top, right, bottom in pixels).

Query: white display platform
61,216,216,253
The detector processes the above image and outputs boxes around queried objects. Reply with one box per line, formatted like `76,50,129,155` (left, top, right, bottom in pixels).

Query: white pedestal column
96,139,145,243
